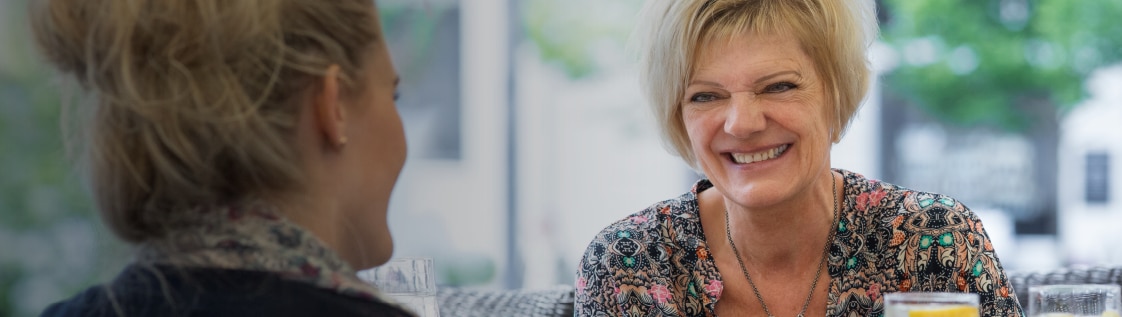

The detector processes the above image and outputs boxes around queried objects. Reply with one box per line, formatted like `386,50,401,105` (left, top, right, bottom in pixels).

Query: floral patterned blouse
575,169,1023,317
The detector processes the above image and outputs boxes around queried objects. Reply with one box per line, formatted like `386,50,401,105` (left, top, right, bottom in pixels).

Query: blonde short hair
634,0,878,166
30,0,380,243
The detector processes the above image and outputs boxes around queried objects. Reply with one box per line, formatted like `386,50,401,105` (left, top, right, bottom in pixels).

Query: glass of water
359,257,441,317
885,292,980,317
1029,284,1121,317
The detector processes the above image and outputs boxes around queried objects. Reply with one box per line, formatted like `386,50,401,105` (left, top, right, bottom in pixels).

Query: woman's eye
764,82,797,93
689,93,719,103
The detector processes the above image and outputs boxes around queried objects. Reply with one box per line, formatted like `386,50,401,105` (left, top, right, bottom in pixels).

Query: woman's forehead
692,30,809,69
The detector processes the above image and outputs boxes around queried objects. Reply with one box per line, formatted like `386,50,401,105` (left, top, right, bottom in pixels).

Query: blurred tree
880,0,1122,233
522,0,642,78
880,0,1122,130
1,1,132,316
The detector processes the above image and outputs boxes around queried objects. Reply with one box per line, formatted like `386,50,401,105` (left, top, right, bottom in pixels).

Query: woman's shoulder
576,180,711,279
834,171,1021,317
576,181,722,315
583,180,707,250
40,265,413,317
838,169,990,263
841,169,979,226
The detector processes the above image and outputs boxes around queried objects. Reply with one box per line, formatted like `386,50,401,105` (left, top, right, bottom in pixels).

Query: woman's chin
719,179,792,209
346,230,394,270
367,235,395,268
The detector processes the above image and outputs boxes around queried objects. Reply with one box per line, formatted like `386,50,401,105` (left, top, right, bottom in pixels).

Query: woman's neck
702,170,840,268
269,192,351,264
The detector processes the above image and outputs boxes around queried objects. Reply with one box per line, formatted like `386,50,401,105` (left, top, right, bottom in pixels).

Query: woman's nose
723,92,766,138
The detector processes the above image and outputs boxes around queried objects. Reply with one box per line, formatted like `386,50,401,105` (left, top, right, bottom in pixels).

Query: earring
337,136,348,147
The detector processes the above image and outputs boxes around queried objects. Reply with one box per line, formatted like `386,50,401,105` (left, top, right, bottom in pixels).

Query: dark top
41,264,413,317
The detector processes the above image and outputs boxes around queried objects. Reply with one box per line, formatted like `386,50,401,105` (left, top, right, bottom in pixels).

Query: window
1086,152,1110,204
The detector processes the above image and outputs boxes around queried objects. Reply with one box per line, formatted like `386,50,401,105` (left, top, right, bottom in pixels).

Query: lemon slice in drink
908,306,980,317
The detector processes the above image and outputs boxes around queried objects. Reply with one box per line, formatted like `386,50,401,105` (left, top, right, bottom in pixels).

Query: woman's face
682,32,834,210
341,8,406,268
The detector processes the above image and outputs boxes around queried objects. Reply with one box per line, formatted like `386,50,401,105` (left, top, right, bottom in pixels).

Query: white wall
1057,65,1122,265
513,44,692,288
387,0,511,288
831,41,897,179
831,75,882,179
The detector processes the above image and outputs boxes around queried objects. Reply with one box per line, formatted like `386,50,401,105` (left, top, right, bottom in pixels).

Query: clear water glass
1029,284,1121,317
359,257,441,317
885,292,980,317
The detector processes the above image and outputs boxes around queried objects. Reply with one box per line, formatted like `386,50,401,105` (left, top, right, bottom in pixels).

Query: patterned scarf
134,202,404,307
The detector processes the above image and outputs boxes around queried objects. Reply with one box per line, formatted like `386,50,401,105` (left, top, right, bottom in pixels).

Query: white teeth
731,144,788,164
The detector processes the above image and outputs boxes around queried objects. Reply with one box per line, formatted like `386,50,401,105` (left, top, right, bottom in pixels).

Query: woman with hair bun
31,0,411,315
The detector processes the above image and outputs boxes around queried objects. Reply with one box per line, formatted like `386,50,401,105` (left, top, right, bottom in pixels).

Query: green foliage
1,1,130,316
437,253,495,286
379,3,450,81
0,264,15,317
522,0,642,79
881,0,1122,130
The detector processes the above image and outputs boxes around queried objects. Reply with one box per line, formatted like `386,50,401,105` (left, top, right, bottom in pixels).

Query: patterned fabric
135,202,404,309
575,169,1023,317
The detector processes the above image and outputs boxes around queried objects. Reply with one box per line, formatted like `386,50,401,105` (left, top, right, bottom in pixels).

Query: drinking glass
885,292,980,317
358,257,441,317
1028,284,1121,317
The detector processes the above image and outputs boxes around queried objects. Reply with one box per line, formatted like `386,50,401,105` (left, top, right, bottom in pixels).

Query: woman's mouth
729,144,789,164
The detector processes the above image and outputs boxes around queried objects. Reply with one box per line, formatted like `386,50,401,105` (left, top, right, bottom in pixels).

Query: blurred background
2,0,1121,315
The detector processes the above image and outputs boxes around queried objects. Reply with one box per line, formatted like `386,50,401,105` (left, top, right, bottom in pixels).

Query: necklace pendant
797,314,804,317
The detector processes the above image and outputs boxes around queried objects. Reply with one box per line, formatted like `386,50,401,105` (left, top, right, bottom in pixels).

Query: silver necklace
723,172,839,317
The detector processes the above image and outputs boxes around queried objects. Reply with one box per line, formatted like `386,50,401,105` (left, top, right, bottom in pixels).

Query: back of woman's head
30,0,380,243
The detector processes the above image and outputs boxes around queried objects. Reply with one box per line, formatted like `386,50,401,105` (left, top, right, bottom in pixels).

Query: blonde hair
30,0,380,243
634,0,878,167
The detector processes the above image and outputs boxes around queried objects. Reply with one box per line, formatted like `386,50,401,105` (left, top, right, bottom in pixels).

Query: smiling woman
575,1,1024,317
683,33,834,212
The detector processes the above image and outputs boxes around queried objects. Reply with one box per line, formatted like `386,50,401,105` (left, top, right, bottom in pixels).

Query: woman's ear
314,65,348,148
